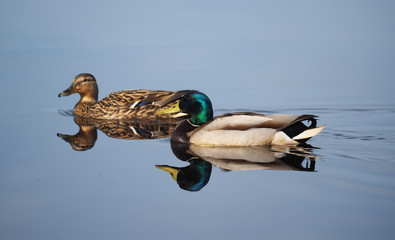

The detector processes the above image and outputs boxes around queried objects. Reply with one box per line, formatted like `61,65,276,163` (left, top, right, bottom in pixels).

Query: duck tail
292,125,326,141
280,115,325,143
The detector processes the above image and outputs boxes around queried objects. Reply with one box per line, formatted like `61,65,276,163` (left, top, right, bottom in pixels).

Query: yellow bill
158,102,181,115
155,165,179,181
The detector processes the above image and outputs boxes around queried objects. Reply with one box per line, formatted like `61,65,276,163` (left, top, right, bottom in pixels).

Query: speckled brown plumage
59,73,196,120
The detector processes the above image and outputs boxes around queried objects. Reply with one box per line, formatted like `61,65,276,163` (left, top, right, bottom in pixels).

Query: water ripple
58,109,74,117
215,107,395,115
322,131,387,142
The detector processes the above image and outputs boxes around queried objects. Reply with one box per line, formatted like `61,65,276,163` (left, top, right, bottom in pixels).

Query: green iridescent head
179,92,214,125
159,91,214,125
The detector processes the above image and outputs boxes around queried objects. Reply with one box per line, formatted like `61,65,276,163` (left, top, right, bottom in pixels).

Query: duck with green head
159,92,325,146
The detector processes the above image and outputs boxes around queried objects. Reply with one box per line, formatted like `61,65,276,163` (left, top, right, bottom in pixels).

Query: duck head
58,73,99,103
155,159,212,192
159,92,214,125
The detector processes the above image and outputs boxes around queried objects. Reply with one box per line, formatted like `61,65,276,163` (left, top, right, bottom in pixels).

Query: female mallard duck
58,73,196,120
159,92,326,146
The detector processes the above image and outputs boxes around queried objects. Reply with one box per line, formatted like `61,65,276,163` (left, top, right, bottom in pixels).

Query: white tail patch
272,131,298,145
292,126,326,140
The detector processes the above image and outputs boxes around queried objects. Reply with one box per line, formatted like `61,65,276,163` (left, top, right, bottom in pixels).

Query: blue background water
1,1,394,239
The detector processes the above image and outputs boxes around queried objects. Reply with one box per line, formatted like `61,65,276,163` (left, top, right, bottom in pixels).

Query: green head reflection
156,159,212,192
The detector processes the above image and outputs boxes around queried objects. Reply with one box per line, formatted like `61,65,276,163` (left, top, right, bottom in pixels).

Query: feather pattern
159,92,325,146
58,73,195,120
187,113,323,146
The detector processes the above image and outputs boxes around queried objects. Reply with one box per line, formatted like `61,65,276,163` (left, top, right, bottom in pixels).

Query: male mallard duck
159,92,326,146
58,73,196,120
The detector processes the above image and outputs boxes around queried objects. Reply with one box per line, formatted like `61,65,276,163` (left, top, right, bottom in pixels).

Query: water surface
1,1,394,239
1,106,394,240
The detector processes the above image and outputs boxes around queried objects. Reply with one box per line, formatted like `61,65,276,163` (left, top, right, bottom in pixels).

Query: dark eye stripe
82,78,94,82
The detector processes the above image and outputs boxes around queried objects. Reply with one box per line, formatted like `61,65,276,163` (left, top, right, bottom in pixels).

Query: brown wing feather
99,89,196,108
81,90,193,119
153,90,197,107
99,90,169,107
75,89,196,119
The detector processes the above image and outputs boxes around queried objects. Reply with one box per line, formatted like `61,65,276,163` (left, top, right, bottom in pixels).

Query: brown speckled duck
58,73,196,120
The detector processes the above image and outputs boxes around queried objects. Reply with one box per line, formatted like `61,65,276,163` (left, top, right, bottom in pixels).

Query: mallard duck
58,73,196,120
159,91,326,146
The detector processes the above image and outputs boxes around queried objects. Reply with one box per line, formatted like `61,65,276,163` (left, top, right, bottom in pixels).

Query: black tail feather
282,117,317,142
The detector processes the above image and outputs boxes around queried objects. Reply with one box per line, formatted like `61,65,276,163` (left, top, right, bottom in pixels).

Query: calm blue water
1,1,395,240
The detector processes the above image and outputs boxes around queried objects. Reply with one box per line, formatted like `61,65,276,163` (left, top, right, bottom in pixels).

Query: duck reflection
156,160,212,192
57,117,179,151
156,142,318,191
156,142,212,192
189,144,317,171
